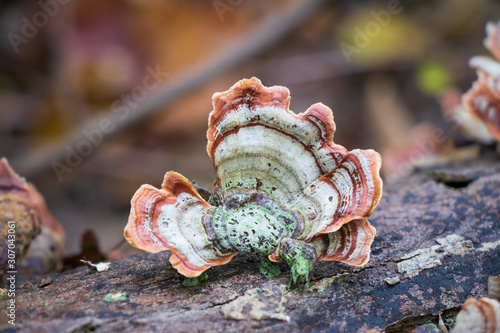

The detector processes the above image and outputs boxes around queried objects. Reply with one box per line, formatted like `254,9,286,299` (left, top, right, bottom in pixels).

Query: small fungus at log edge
0,157,65,276
0,158,42,274
451,297,500,333
124,77,383,291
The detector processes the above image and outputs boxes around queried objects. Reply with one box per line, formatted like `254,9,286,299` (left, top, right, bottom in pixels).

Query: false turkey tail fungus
124,77,383,290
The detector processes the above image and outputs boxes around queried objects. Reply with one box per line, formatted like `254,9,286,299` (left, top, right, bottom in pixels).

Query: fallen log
1,157,499,332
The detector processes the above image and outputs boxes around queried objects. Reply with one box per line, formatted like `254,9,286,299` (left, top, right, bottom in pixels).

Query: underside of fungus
124,77,383,290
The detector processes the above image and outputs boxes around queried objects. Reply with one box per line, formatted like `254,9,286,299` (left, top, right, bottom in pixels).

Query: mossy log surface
1,158,500,333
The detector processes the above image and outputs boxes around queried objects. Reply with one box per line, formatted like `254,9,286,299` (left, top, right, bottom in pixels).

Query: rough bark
1,157,500,333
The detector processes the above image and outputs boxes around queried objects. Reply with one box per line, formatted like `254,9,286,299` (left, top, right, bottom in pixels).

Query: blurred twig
11,0,326,177
260,51,418,86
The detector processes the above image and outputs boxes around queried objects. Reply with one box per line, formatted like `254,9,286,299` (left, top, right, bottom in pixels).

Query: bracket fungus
462,19,500,142
452,298,500,333
124,77,383,290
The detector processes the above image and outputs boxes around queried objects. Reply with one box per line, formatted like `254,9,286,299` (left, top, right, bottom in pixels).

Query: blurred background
1,0,499,264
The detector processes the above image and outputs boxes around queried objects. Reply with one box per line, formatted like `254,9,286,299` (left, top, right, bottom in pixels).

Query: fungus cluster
462,20,500,142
